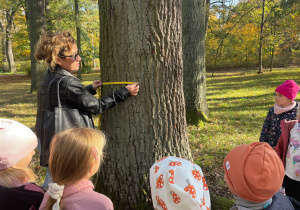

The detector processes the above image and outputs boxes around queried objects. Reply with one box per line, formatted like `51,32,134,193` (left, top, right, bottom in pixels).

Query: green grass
1,67,299,209
190,67,300,209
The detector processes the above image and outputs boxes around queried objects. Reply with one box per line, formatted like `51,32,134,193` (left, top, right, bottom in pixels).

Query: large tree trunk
27,0,46,93
5,9,16,73
95,0,192,209
182,0,209,125
258,0,265,74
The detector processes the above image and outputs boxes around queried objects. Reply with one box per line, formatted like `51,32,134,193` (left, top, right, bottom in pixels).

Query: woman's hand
126,83,140,96
92,80,103,90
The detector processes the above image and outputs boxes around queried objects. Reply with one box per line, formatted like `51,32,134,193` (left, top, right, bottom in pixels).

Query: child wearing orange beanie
260,80,299,148
224,142,300,209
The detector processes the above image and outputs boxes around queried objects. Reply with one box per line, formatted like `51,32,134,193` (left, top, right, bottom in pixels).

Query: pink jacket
275,120,298,167
39,179,113,210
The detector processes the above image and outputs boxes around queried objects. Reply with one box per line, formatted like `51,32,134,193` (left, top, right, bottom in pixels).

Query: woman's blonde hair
45,128,106,210
34,31,75,69
0,167,35,188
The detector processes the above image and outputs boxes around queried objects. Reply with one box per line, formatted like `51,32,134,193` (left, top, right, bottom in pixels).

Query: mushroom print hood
150,156,211,210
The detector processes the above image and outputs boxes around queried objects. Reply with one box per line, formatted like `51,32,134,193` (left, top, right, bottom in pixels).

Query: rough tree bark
95,0,192,209
182,0,209,125
27,0,46,93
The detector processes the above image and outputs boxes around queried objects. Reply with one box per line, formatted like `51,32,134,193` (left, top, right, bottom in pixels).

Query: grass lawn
1,67,299,209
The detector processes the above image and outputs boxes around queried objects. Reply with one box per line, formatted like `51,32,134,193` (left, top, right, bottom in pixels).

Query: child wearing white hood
150,156,211,210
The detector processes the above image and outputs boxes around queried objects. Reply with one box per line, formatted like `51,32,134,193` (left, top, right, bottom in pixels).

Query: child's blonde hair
0,167,35,188
45,128,106,210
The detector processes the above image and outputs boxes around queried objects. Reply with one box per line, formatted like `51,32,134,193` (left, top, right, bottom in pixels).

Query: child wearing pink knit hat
260,80,300,148
0,118,44,209
224,142,300,210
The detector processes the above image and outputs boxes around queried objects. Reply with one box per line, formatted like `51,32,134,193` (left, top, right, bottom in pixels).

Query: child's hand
92,80,103,90
126,83,140,96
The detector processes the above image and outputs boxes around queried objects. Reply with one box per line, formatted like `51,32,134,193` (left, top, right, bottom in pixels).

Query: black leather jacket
35,67,131,163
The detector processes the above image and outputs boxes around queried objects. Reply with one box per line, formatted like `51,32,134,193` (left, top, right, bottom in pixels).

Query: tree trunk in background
75,0,82,79
182,0,209,125
205,0,210,34
95,0,192,209
270,45,274,71
5,9,17,73
258,0,265,74
1,36,5,71
0,11,6,71
44,0,52,29
28,0,46,93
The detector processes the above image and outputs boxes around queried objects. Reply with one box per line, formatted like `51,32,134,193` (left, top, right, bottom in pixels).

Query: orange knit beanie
223,142,285,202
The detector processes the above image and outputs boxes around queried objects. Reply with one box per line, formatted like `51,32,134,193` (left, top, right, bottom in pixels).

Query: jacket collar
62,179,94,198
52,66,80,81
231,196,272,210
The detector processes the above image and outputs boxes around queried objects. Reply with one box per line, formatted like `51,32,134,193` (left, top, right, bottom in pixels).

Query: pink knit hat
0,119,37,170
223,142,285,203
150,156,211,210
275,80,299,100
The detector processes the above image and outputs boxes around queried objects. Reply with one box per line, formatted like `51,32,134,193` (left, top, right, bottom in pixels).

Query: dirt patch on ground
0,74,30,82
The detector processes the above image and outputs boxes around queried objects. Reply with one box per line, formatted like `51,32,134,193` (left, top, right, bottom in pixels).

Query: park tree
206,1,257,72
27,0,46,93
257,0,265,73
44,0,52,29
74,0,82,79
1,1,23,73
45,0,99,73
96,0,192,209
182,0,209,125
0,10,6,71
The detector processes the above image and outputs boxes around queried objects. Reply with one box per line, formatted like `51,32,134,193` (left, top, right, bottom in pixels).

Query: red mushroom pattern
184,179,197,198
169,161,182,166
192,167,202,181
156,174,164,189
156,196,168,210
202,176,208,190
157,157,168,162
170,191,181,204
168,169,175,184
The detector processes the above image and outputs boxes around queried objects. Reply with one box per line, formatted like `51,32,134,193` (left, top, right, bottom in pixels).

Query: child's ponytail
44,128,106,210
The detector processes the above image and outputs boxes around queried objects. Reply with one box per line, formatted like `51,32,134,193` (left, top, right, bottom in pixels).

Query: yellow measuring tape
97,82,135,130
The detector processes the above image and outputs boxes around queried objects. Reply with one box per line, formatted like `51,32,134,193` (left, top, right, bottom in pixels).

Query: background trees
0,0,299,74
0,0,99,74
206,0,300,71
0,0,24,73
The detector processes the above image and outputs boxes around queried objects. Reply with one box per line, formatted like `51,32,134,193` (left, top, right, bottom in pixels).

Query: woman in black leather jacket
34,31,139,188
